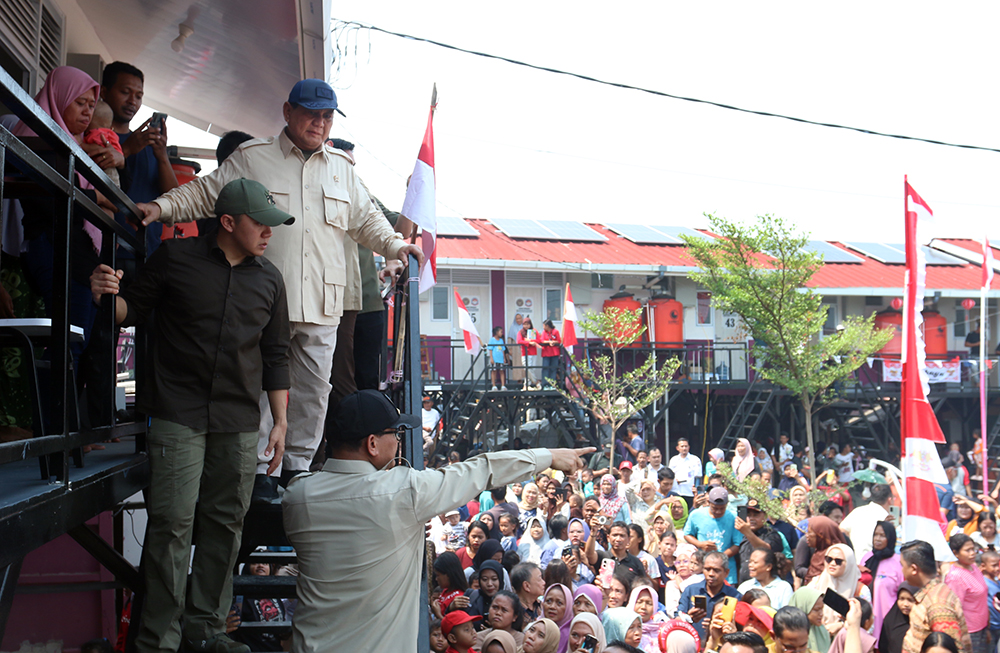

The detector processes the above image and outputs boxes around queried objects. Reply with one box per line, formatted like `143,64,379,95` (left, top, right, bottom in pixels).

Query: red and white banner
901,179,952,561
563,283,578,355
455,290,481,355
401,86,438,292
881,359,960,383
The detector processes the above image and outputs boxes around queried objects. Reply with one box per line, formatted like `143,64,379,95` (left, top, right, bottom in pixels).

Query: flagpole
981,276,989,498
901,176,908,520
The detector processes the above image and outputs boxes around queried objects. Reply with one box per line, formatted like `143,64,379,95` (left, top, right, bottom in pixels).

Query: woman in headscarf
756,446,774,476
519,483,542,532
523,617,561,653
601,607,643,648
518,515,550,564
732,438,757,481
797,515,846,584
706,448,726,476
14,66,121,364
598,474,631,524
877,584,917,653
629,480,660,522
464,559,505,624
568,612,606,653
572,584,605,617
858,521,901,643
626,585,665,652
666,497,689,531
480,628,518,653
808,542,870,633
542,583,574,653
788,587,831,653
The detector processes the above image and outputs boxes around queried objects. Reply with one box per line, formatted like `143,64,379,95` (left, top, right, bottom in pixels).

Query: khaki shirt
282,449,553,653
153,130,405,325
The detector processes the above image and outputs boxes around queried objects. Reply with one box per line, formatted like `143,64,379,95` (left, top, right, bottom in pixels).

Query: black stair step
247,550,296,564
236,620,292,630
233,575,297,598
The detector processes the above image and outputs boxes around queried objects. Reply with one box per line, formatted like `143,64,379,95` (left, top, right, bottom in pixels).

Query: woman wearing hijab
858,521,901,643
626,585,665,653
706,448,726,476
523,617,561,653
796,515,846,584
480,628,518,653
756,446,774,475
732,438,757,481
628,480,660,522
519,483,542,532
573,584,605,617
945,498,983,539
788,587,831,653
464,559,505,624
666,497,689,531
14,66,120,364
601,607,643,648
808,542,870,634
568,612,606,653
519,515,550,564
598,474,631,524
542,583,574,653
877,584,917,653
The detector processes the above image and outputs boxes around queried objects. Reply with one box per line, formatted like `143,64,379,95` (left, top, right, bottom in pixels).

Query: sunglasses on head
824,555,845,565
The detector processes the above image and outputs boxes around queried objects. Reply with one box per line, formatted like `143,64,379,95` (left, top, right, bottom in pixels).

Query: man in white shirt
834,443,855,484
648,447,665,476
668,437,703,500
421,396,441,453
773,434,793,468
838,484,893,560
282,390,592,653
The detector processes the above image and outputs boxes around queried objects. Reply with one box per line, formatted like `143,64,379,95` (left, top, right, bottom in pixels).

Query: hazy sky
308,2,1000,245
159,3,1000,246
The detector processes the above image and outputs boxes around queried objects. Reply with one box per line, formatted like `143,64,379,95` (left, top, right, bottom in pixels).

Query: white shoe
491,386,499,391
501,386,508,391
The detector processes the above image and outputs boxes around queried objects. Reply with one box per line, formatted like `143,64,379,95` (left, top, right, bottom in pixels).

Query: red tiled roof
435,220,992,291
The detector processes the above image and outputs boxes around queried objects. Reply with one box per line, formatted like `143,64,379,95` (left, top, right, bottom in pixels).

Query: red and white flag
401,85,438,292
901,179,951,560
455,290,481,355
562,283,578,355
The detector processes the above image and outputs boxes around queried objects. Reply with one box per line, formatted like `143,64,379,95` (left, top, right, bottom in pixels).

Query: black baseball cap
328,389,420,444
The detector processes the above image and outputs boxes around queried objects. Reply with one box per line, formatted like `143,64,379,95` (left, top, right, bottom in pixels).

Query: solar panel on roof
489,218,556,239
536,220,606,242
656,226,713,241
603,223,683,244
844,242,907,264
803,241,863,263
436,216,479,237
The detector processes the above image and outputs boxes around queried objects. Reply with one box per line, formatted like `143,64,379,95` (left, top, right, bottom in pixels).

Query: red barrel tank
922,310,947,359
603,289,644,348
648,296,684,348
873,310,902,358
161,160,202,239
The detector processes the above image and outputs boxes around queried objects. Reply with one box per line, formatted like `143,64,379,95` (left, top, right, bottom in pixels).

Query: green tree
555,306,680,468
683,214,893,484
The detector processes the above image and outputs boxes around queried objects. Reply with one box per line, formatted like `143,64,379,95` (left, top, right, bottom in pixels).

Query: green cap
215,178,295,227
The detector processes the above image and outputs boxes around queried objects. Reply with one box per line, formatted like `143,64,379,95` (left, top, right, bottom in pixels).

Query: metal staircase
718,377,775,452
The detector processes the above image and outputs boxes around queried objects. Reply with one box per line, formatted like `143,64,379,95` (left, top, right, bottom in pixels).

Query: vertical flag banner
455,290,481,355
901,179,951,561
401,84,438,292
981,236,994,495
563,283,578,355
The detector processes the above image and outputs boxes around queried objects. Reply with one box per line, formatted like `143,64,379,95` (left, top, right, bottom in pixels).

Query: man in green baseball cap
89,175,294,653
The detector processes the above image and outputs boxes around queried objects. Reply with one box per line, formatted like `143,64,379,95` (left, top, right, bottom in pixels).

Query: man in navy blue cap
135,79,424,498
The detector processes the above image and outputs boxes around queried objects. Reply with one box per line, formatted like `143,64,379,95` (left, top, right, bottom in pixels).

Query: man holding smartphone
735,499,785,584
678,551,741,639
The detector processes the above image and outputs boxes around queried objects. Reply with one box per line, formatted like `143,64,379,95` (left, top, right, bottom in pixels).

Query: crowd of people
424,433,1000,653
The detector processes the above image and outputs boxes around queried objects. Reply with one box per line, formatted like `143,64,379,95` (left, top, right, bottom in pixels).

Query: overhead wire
332,19,1000,155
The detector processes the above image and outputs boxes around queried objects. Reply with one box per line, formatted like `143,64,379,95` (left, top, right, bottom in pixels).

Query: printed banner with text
882,359,960,383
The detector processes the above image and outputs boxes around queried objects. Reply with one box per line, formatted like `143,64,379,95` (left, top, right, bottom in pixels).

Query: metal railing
0,63,147,484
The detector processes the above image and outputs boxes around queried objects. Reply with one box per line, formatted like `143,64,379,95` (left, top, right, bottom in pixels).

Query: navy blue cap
327,389,420,444
288,79,346,116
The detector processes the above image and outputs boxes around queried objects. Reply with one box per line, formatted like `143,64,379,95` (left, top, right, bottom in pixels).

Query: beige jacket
153,130,404,324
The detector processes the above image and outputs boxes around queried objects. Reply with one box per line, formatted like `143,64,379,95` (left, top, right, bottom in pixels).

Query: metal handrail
0,64,146,480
